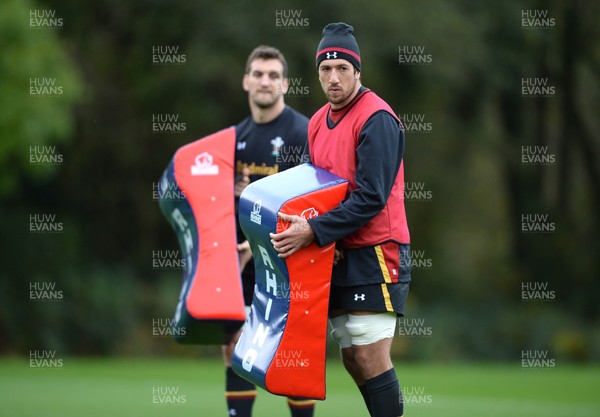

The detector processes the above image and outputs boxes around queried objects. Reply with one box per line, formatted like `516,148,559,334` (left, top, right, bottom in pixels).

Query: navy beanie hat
315,22,361,71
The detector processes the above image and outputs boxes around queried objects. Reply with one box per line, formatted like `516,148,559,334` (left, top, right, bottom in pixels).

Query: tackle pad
232,163,348,400
158,127,246,344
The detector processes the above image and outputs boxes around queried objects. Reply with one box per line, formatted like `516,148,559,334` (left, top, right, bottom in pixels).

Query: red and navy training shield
158,127,246,344
232,163,348,399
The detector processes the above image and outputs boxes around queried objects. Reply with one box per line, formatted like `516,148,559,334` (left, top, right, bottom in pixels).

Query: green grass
1,357,599,417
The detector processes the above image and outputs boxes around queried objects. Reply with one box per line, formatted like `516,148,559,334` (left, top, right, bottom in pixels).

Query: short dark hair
245,45,288,78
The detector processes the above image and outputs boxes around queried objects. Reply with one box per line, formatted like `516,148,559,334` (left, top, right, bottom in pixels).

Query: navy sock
358,384,374,416
365,368,402,417
287,396,316,417
225,367,256,417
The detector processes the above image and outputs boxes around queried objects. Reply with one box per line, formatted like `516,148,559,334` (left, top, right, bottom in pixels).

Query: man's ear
280,77,289,95
242,74,250,92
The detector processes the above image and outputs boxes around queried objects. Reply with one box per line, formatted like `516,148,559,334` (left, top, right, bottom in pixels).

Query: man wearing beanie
271,22,410,417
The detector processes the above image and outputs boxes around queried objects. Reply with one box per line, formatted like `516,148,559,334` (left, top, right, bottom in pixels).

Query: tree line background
1,0,599,361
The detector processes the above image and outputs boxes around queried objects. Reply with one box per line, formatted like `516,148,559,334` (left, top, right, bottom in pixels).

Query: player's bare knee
340,346,356,362
340,348,358,370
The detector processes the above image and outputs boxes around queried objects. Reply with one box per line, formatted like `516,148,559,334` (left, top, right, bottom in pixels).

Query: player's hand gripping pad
158,127,245,344
232,164,348,400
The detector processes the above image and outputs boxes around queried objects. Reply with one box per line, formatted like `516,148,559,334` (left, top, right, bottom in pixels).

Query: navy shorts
329,281,410,316
329,242,411,316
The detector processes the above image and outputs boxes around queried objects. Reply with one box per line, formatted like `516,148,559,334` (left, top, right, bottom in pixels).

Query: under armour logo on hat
354,293,366,301
326,52,337,59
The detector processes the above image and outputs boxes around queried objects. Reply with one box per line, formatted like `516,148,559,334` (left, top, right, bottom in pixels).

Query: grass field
2,357,599,417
